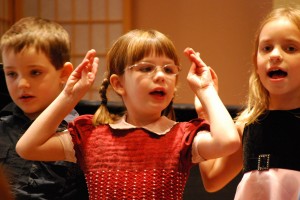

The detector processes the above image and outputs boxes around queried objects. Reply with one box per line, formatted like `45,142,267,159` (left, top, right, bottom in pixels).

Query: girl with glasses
16,29,239,199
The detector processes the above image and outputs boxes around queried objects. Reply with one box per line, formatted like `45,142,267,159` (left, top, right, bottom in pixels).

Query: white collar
109,115,178,135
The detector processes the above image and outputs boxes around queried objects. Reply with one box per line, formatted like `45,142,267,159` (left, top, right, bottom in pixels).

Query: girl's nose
269,48,282,63
152,68,166,82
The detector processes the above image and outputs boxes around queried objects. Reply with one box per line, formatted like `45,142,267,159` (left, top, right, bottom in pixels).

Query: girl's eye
163,65,175,74
262,45,273,52
138,64,155,73
285,46,297,52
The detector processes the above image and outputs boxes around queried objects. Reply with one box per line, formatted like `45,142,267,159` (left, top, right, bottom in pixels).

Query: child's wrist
60,91,80,106
195,85,218,102
197,83,215,93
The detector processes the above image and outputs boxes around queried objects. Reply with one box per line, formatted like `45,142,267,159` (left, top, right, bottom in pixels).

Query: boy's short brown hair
0,17,70,70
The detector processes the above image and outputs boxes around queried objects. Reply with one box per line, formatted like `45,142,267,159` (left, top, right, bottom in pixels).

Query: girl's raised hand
184,47,218,119
184,47,217,92
64,49,99,101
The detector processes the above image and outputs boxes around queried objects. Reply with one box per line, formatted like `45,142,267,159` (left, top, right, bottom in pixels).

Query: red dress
69,115,208,200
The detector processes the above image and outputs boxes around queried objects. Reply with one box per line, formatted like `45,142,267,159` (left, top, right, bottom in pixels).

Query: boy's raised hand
64,49,99,101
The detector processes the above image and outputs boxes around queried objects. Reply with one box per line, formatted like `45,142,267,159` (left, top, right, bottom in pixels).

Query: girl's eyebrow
258,38,272,43
283,38,300,43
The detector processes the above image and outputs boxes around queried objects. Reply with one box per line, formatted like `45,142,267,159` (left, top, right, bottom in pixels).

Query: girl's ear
60,62,73,84
110,74,125,95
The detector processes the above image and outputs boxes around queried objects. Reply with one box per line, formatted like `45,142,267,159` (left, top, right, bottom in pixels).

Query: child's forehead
261,18,300,37
2,47,53,69
140,54,174,61
132,52,175,65
264,17,299,31
3,45,43,56
144,50,168,57
3,47,47,61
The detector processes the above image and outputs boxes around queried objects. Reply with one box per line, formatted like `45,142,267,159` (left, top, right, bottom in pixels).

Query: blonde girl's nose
269,48,282,62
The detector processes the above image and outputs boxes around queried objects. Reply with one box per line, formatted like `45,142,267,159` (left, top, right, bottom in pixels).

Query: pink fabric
68,114,209,200
235,169,300,200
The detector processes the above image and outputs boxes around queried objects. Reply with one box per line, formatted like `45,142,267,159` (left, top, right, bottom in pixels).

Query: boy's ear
110,74,125,95
60,62,73,83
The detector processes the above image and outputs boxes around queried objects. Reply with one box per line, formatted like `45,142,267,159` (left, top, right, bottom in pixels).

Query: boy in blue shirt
0,17,88,200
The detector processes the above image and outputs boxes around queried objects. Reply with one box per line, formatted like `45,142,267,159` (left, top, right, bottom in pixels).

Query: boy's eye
30,70,41,76
6,71,17,78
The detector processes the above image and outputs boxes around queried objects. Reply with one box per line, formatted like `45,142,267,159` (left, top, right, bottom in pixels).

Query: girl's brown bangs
128,40,178,65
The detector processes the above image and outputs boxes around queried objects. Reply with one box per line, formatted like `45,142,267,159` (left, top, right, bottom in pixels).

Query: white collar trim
109,115,178,135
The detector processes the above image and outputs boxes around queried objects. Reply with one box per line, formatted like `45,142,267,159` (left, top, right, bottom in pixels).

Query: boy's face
2,47,65,119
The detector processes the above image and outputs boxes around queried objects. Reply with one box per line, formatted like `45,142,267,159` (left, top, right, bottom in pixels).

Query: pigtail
162,100,176,121
93,78,117,125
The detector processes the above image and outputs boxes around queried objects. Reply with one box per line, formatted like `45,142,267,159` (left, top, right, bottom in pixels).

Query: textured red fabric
69,115,209,200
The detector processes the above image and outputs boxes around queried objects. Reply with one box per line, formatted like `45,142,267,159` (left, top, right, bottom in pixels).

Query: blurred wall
131,0,273,106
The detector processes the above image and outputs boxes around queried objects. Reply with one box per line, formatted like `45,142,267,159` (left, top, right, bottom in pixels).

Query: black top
0,103,88,200
243,108,300,173
0,63,12,111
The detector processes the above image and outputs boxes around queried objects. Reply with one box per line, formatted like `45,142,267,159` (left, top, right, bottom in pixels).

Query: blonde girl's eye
262,45,273,53
285,45,298,53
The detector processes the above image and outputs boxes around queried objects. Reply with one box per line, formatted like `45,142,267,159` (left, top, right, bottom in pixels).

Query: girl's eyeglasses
127,62,181,76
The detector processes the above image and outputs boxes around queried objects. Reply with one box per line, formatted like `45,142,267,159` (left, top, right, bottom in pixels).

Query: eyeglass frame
126,61,181,76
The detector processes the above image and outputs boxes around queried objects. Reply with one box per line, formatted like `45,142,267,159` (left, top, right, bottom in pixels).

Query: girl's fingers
77,49,97,72
84,49,96,61
184,47,208,69
184,47,196,60
88,57,99,81
208,67,219,92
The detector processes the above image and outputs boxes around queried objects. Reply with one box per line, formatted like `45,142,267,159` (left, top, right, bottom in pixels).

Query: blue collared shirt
0,102,88,200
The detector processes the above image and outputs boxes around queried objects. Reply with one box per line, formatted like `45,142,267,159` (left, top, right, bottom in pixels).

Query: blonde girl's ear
60,62,73,84
110,74,125,96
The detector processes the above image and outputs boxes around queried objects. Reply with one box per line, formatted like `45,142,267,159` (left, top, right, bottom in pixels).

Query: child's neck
125,113,161,126
269,93,300,110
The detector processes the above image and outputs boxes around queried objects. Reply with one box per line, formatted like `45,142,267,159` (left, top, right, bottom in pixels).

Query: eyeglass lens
132,62,179,75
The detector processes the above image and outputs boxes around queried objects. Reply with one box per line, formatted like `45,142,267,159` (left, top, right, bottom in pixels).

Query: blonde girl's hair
93,29,180,125
235,6,300,125
0,17,70,70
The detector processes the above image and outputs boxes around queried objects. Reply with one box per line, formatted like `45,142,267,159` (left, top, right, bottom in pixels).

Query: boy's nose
18,78,30,88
